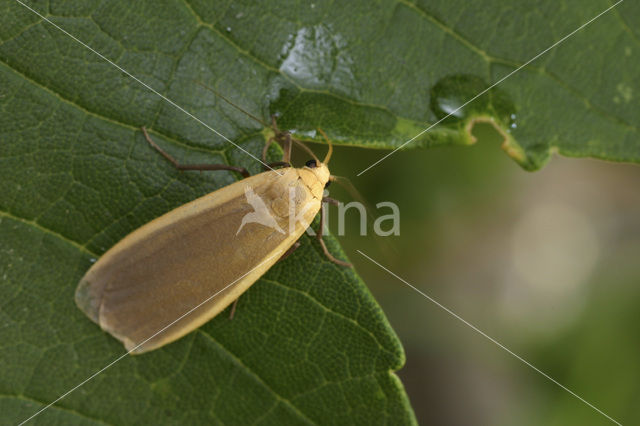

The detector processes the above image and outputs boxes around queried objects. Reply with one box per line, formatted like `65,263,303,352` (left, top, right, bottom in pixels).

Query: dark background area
311,123,640,425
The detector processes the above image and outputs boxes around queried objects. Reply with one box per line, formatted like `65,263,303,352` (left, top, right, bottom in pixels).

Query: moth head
303,159,331,187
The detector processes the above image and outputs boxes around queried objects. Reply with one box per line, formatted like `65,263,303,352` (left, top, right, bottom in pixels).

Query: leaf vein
0,393,113,425
197,330,316,425
0,210,96,257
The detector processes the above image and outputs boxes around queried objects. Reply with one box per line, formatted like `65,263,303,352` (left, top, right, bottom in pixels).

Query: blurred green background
307,124,640,425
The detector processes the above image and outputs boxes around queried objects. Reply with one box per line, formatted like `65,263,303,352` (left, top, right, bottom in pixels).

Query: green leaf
268,0,640,171
1,0,636,423
1,1,635,173
0,1,415,424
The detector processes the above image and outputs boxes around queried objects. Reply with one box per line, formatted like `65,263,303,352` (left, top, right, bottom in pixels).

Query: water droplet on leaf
430,74,516,129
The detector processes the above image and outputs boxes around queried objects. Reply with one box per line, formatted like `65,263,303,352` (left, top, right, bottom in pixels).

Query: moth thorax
300,163,330,199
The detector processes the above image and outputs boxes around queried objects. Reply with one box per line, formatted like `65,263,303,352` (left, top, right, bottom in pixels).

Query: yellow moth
75,119,349,354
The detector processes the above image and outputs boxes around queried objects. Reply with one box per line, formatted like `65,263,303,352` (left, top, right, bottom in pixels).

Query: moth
75,104,349,354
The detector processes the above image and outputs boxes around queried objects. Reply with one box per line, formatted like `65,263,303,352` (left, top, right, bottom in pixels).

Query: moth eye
324,180,332,188
305,159,317,168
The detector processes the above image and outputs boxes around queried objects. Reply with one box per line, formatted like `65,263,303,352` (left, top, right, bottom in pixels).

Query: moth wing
76,169,316,353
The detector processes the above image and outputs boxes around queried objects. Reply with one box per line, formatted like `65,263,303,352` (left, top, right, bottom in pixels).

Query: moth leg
316,202,352,267
262,138,292,170
269,115,291,163
141,127,250,178
282,132,292,164
270,115,280,132
266,161,292,170
229,298,239,320
322,196,339,206
228,241,300,320
278,241,301,263
262,136,276,164
262,115,291,165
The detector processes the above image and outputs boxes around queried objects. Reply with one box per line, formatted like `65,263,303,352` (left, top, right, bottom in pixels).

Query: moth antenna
292,137,319,163
195,80,325,165
330,176,376,218
328,175,399,260
317,128,333,164
194,80,270,127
